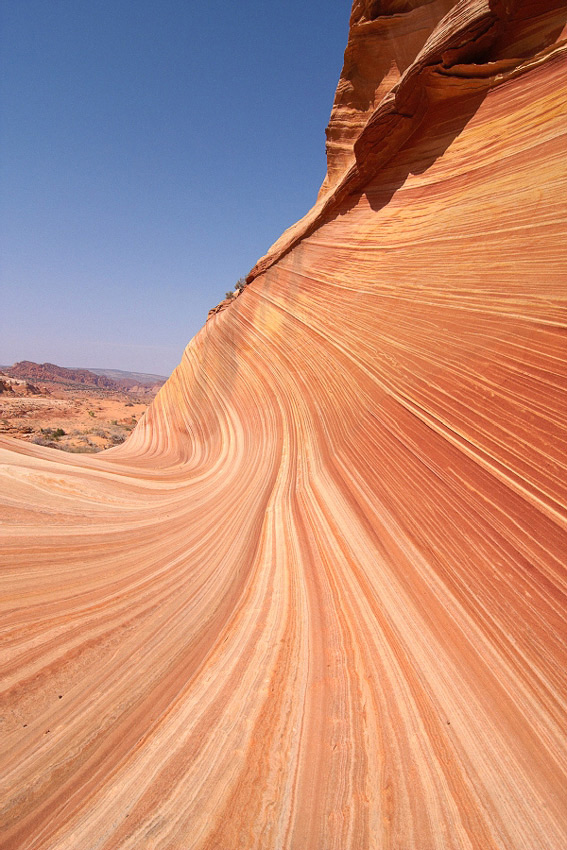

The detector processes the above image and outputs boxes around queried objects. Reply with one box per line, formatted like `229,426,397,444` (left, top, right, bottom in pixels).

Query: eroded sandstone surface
1,1,566,848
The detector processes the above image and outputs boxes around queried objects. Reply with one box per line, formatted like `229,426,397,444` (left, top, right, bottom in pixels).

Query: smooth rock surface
1,1,566,848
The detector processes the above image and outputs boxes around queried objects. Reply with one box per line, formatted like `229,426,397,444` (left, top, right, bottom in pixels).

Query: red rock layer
1,1,566,848
6,361,119,390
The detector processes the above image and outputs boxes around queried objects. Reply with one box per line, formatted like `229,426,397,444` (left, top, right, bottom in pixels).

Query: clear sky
1,1,350,376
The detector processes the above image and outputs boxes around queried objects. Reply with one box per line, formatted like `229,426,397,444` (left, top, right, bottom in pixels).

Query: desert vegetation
0,389,144,452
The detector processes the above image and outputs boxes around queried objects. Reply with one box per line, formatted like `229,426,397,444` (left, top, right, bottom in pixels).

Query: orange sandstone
1,1,566,848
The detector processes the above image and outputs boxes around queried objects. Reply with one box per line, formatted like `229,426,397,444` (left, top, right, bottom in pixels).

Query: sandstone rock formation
1,1,566,848
0,376,46,398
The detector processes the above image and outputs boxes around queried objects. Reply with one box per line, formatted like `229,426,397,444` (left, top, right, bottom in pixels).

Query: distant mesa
2,361,167,395
88,367,169,388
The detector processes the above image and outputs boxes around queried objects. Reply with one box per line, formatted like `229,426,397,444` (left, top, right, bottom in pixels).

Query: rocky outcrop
249,0,567,280
1,2,566,848
6,361,120,390
207,292,241,320
4,362,164,395
0,375,44,396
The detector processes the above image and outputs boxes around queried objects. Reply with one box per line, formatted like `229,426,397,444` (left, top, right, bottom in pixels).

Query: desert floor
0,391,150,452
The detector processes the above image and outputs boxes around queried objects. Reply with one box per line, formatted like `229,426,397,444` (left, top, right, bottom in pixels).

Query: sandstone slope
1,1,566,848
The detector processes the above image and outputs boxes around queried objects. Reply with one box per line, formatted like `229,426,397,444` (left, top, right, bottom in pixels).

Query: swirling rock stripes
1,2,567,848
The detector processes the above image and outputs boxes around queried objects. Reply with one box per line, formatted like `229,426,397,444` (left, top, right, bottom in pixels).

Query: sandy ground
0,391,150,452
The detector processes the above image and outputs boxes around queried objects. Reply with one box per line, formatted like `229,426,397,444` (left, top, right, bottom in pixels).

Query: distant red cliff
4,361,165,394
6,360,120,389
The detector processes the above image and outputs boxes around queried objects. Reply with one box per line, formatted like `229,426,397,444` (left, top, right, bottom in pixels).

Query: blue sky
1,1,350,375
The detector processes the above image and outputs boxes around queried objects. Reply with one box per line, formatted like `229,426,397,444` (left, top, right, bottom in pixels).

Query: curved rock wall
1,2,566,848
